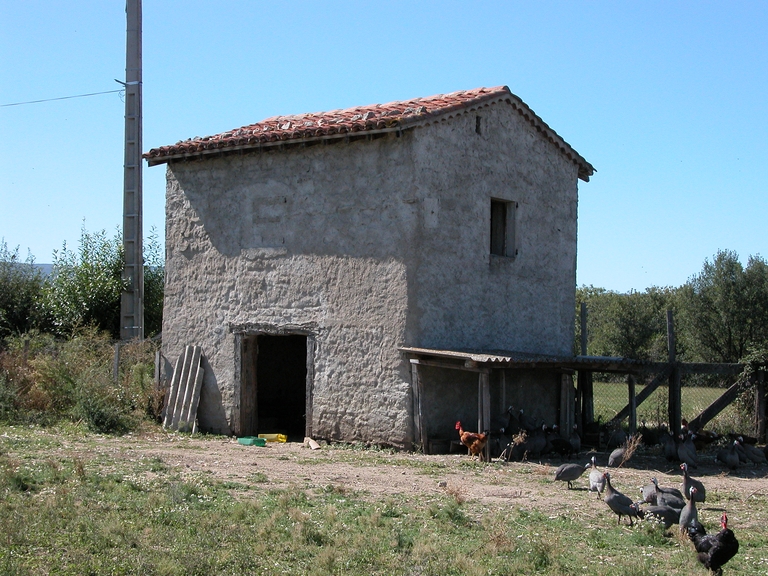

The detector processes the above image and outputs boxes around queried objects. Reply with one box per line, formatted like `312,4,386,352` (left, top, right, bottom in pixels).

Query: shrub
0,240,46,340
75,370,136,434
0,329,159,431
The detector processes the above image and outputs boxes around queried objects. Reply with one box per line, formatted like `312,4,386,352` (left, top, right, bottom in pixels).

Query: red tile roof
144,86,594,181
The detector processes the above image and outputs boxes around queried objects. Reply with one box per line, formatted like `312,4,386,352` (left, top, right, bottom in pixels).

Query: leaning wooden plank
170,346,196,431
183,348,205,434
687,376,752,432
162,352,185,429
174,346,201,432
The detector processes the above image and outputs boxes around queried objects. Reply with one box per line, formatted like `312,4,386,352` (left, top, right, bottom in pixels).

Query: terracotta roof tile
144,86,594,180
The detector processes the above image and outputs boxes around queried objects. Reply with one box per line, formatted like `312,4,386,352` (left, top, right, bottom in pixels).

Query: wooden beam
679,363,744,376
408,358,484,373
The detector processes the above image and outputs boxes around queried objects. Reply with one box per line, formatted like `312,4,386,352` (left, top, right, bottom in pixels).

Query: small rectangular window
490,199,516,257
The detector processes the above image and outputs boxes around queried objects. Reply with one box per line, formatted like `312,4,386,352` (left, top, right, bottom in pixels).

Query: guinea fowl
682,420,719,451
688,512,739,575
606,426,627,450
554,462,586,489
644,505,681,529
716,440,741,470
641,477,684,506
546,425,575,458
569,424,581,455
608,446,626,467
740,437,767,466
602,472,641,526
587,456,606,499
680,462,706,502
506,424,547,462
733,440,749,465
518,409,537,433
677,433,698,468
678,487,699,533
653,477,686,510
503,406,523,436
662,429,679,462
640,481,657,504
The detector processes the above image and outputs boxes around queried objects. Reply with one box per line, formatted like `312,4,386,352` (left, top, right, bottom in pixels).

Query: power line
1,89,123,108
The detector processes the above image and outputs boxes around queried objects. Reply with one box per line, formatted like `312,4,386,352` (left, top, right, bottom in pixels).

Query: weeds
0,329,159,433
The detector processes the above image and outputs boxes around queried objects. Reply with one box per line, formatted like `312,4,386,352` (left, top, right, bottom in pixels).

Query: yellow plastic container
258,433,288,443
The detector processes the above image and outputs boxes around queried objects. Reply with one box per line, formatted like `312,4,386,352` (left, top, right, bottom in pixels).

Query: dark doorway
240,334,307,440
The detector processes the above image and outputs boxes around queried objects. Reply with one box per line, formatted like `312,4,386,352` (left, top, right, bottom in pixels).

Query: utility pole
120,0,143,340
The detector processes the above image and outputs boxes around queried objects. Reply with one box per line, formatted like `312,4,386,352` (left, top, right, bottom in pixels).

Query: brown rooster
455,421,488,460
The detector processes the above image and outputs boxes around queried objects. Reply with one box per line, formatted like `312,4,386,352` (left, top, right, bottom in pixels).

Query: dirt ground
69,430,768,530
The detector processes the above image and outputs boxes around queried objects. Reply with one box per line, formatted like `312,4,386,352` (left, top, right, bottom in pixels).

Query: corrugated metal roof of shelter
399,346,659,370
143,86,595,181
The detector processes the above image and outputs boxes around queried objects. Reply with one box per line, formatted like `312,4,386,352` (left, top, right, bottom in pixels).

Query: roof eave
144,125,405,167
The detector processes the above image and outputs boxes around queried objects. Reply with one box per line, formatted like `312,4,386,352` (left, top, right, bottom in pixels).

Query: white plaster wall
161,99,581,444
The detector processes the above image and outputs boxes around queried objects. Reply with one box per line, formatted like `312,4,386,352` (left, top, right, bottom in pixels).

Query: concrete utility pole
120,0,144,340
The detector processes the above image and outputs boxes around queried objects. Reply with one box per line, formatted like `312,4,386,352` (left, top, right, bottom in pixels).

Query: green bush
75,370,136,434
0,239,46,340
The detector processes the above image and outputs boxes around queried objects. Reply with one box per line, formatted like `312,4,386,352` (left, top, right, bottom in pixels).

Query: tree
576,285,674,361
42,225,165,340
678,250,768,363
43,227,126,338
0,239,45,341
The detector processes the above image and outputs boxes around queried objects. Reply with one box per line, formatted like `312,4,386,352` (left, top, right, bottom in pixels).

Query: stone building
144,86,594,449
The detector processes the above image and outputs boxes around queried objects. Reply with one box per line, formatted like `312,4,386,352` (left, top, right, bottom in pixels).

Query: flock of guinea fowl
457,409,759,575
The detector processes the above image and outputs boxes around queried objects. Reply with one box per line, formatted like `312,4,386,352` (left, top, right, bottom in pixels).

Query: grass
1,424,767,575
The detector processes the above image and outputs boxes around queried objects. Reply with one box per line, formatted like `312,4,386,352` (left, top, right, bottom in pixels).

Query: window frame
490,198,517,258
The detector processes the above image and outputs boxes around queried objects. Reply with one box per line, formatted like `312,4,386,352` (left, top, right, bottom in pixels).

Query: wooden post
628,374,636,436
410,360,427,454
154,349,162,388
480,370,491,461
756,370,766,442
560,374,575,437
501,370,506,415
113,342,121,384
667,310,681,435
578,302,594,425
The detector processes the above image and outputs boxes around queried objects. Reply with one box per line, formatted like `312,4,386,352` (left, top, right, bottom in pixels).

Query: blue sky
1,1,766,292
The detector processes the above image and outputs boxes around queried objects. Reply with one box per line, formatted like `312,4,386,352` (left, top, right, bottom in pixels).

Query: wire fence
592,376,756,438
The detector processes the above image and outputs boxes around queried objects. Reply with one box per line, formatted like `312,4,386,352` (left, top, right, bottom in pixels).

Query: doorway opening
240,334,308,441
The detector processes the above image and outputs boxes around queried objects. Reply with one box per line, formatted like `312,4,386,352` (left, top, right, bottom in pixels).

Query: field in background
593,380,745,434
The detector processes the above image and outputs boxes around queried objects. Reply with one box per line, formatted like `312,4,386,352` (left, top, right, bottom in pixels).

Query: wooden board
162,345,204,433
